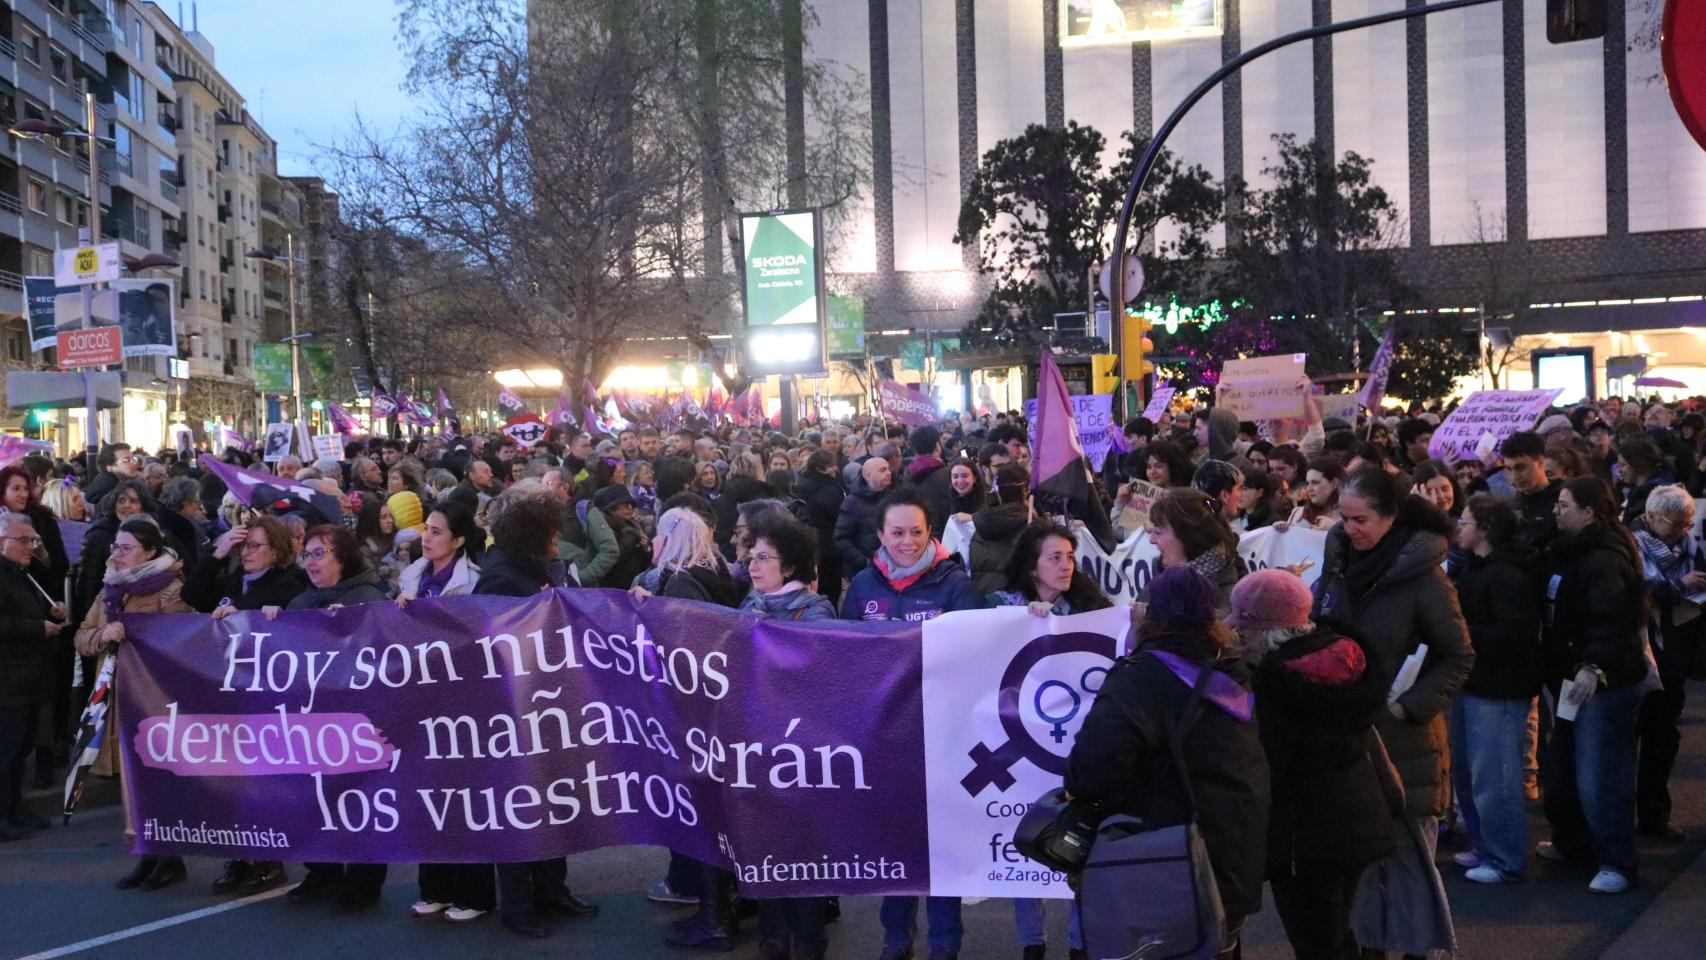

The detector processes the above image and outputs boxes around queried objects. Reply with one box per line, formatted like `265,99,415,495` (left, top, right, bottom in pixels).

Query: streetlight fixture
244,235,306,430
7,95,115,475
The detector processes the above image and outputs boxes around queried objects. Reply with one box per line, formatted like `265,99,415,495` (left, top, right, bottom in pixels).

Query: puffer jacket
1542,522,1649,689
968,501,1030,595
71,557,192,775
794,470,845,601
1066,631,1270,920
839,545,986,622
1312,501,1474,820
1454,548,1544,700
1253,625,1396,876
659,561,746,609
831,475,885,576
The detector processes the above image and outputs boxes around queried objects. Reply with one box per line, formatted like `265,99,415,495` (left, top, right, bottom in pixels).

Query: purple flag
436,388,455,416
218,428,255,454
498,388,526,414
1031,352,1084,491
0,435,53,467
199,456,344,523
1358,324,1397,413
550,387,578,427
326,402,361,437
371,391,398,419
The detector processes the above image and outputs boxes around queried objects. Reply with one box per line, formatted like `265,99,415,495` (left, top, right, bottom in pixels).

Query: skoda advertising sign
740,208,827,375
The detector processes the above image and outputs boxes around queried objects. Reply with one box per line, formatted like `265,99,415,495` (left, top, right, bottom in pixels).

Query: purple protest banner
877,379,936,427
119,589,929,895
1358,324,1397,412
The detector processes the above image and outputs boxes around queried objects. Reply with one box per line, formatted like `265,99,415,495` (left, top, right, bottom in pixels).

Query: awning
5,371,125,410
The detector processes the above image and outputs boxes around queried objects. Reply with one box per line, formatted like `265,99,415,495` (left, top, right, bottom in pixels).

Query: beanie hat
1226,568,1315,631
1536,414,1574,437
1145,566,1220,625
387,491,424,533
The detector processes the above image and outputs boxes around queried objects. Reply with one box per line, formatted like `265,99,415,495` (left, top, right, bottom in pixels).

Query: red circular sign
1664,0,1706,153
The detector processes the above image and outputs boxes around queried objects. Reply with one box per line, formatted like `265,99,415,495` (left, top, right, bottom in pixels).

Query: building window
5,325,25,362
27,248,52,275
49,49,68,85
129,74,145,121
56,193,74,224
19,30,41,65
26,180,47,215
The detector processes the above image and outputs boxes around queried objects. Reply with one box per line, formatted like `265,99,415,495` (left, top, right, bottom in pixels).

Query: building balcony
263,284,285,304
221,300,234,324
0,36,16,62
216,203,229,223
0,269,23,291
0,192,22,216
159,178,177,203
101,218,148,248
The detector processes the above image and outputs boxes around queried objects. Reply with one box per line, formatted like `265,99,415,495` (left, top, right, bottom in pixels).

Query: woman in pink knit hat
1230,568,1398,960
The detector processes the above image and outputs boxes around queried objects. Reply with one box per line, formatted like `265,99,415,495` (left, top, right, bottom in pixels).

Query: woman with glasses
736,514,835,960
176,515,308,895
263,525,389,913
72,518,191,890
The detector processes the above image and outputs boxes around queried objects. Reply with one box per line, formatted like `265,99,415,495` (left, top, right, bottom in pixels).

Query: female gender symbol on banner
959,630,1119,795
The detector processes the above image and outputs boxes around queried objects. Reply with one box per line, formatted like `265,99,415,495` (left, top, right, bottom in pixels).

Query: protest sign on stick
1427,388,1563,463
1216,354,1306,420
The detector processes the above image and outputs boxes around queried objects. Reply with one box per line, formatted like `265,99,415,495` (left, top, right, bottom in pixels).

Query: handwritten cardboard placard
1120,479,1163,529
1319,393,1359,424
1141,385,1176,423
1216,354,1306,420
1427,388,1563,463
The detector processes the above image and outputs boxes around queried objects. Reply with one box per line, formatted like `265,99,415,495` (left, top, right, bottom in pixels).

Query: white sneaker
1452,851,1482,868
1464,865,1510,884
1534,841,1567,863
444,906,487,922
1588,869,1631,894
410,900,449,917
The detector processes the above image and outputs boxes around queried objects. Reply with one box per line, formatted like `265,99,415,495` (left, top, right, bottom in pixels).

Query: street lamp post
245,234,305,433
9,94,119,476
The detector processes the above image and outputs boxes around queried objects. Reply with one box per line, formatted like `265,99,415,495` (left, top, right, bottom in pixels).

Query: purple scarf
416,558,457,598
103,568,179,622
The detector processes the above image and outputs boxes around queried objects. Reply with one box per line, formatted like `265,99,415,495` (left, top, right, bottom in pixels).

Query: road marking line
12,886,291,960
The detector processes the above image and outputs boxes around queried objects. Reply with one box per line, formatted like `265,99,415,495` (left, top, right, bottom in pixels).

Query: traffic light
1121,314,1155,381
1092,354,1120,395
1547,0,1605,43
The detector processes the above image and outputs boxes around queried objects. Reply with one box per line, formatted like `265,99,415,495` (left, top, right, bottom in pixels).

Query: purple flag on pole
1032,351,1117,549
218,428,255,453
199,455,344,523
1358,324,1397,413
550,387,577,427
498,388,526,414
436,388,454,415
371,391,398,419
326,402,361,436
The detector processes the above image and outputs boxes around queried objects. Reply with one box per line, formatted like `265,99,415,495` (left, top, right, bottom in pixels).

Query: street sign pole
80,92,101,478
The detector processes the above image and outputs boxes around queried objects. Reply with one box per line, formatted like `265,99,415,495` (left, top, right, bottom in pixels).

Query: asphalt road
5,686,1706,960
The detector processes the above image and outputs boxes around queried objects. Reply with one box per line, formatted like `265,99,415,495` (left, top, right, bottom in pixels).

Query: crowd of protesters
0,383,1704,960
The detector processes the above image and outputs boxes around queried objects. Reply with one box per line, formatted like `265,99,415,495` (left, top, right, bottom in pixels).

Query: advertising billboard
1060,0,1224,47
740,208,826,375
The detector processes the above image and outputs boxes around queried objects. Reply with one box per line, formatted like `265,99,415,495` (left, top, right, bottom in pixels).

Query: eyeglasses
239,541,270,553
301,547,330,561
2,534,43,546
747,552,780,564
110,544,139,555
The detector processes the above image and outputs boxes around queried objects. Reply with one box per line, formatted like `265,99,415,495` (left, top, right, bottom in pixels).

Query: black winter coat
182,551,310,613
473,547,566,598
0,556,54,708
1065,631,1269,920
968,502,1029,595
1515,480,1562,551
907,458,955,538
832,477,885,576
659,562,746,609
1253,626,1395,877
74,512,122,624
1542,523,1649,689
1312,501,1474,820
1454,548,1544,700
285,569,387,610
794,470,845,598
714,475,776,554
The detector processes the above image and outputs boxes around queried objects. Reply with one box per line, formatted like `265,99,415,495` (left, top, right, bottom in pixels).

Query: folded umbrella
62,653,116,825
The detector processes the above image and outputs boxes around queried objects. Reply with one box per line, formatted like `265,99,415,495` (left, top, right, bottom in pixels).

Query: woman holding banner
1311,467,1472,957
737,513,835,960
968,464,1031,595
270,524,390,913
76,518,193,891
470,484,598,937
841,489,985,960
990,519,1108,960
1283,458,1345,531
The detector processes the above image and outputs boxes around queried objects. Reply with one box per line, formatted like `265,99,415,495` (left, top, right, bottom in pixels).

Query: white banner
922,606,1131,898
1235,525,1328,589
